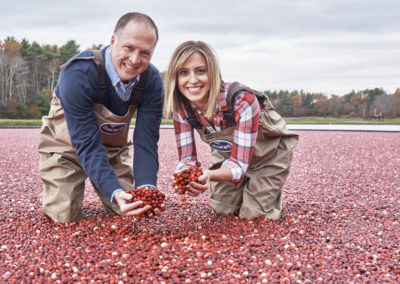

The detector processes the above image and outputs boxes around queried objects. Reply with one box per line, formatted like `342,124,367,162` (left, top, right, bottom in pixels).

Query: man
38,12,164,222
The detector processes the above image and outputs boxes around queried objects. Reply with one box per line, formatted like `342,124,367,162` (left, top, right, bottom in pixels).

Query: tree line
1,37,399,119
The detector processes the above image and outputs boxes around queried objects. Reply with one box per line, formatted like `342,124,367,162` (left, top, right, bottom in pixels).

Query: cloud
1,0,399,95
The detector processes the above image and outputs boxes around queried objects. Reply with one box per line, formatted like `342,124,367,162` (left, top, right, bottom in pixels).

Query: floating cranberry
1,129,400,283
171,162,206,195
126,187,165,218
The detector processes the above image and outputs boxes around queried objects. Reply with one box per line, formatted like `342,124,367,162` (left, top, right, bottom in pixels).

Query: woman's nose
189,72,198,83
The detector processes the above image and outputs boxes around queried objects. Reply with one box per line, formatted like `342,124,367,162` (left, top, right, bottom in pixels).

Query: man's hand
114,190,152,216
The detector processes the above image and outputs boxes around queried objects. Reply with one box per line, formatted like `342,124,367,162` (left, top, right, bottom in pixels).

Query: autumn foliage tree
0,36,399,119
0,37,82,118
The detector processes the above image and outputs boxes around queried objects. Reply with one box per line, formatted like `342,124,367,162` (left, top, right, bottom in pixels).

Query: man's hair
114,12,159,44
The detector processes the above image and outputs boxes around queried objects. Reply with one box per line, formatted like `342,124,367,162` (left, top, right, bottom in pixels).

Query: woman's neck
194,102,207,115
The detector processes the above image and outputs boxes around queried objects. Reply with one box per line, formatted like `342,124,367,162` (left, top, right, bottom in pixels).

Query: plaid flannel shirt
174,83,260,185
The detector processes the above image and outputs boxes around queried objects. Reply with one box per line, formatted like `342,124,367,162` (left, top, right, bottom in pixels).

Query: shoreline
2,124,400,132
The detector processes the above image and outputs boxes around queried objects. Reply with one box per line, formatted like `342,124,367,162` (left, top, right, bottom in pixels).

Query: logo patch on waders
209,140,232,152
100,123,126,135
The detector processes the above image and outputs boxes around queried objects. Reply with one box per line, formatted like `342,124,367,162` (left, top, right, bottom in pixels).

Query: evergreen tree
59,40,80,63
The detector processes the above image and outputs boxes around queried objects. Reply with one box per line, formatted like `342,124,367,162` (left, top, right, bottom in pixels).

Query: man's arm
133,67,164,188
57,60,123,200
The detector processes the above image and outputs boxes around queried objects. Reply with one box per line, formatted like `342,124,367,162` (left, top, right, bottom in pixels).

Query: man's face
110,21,157,82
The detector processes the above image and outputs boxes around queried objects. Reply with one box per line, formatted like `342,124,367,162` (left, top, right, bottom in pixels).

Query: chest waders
38,50,148,222
188,82,298,219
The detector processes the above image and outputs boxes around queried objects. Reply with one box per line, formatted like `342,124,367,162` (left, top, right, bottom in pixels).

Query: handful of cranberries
126,187,165,218
171,162,205,195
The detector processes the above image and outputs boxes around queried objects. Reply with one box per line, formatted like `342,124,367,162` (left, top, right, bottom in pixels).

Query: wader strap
185,81,269,129
223,82,245,127
185,83,241,129
224,81,270,127
187,112,202,129
129,68,149,106
185,100,202,129
59,49,108,104
59,49,149,105
227,82,267,108
92,50,107,103
60,56,96,71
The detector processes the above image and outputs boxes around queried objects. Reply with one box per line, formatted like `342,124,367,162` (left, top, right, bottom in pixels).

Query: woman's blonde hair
163,41,223,119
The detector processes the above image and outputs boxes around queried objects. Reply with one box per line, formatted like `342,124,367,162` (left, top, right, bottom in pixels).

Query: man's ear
110,34,116,46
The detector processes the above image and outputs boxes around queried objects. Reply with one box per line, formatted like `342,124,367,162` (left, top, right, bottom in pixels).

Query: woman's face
177,52,211,111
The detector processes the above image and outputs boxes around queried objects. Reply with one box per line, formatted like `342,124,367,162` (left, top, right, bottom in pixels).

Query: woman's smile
177,52,211,110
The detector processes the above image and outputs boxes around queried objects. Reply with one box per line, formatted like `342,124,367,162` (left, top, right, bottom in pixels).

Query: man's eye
141,52,151,58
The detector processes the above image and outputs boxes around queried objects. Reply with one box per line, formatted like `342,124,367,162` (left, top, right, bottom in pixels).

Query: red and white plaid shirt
174,83,261,185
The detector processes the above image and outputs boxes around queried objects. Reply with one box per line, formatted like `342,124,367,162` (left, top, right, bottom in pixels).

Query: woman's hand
170,166,190,188
186,170,211,196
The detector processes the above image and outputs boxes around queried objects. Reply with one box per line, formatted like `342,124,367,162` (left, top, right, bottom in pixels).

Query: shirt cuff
222,160,244,185
111,188,124,204
137,184,156,188
176,159,197,171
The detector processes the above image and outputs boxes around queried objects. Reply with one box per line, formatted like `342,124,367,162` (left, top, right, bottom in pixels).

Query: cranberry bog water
0,129,399,283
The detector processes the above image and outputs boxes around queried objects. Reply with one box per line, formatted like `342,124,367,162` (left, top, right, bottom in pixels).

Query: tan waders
197,87,298,219
38,94,137,222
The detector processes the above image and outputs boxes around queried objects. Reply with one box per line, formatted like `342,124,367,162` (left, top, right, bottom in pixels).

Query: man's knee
43,201,82,223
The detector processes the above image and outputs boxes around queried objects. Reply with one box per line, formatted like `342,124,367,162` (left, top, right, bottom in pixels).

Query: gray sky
1,0,399,95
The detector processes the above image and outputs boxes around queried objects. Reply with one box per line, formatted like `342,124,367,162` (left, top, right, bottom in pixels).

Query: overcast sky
1,0,399,96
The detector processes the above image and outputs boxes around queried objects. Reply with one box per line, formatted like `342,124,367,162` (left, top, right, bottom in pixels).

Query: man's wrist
111,188,124,203
137,184,156,188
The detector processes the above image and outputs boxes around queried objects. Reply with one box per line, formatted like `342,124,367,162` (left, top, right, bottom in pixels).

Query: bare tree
47,57,61,90
371,94,398,118
0,49,28,107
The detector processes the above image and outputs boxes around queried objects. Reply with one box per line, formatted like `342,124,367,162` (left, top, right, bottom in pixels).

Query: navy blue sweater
55,49,164,201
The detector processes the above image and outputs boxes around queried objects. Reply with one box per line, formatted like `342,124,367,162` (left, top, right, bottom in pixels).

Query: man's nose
129,50,140,64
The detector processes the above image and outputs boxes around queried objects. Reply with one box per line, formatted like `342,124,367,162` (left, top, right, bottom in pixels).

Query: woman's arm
221,90,260,184
185,89,261,196
173,111,199,169
186,166,232,196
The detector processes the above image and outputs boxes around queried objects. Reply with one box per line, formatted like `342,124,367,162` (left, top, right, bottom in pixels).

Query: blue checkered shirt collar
104,46,140,101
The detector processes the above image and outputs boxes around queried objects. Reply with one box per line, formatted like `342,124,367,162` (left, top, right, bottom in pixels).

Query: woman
164,41,298,219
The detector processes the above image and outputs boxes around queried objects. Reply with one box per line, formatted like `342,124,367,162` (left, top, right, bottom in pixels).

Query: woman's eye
179,70,188,76
197,69,206,75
